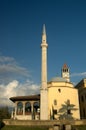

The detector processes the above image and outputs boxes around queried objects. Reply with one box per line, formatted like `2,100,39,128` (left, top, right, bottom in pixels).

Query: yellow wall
75,79,86,119
48,81,80,120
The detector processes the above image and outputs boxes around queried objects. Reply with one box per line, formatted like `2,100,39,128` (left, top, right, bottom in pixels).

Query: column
31,102,34,119
14,102,17,119
23,102,25,115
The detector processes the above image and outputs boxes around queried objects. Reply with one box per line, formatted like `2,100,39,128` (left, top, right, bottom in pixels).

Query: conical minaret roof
41,24,47,46
62,63,68,69
42,24,46,35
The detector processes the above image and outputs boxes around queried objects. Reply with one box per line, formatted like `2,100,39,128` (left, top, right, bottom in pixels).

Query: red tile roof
62,63,68,69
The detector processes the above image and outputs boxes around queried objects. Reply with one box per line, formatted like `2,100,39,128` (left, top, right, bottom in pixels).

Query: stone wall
3,119,86,126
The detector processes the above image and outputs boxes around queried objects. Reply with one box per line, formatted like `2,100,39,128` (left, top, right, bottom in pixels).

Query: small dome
49,77,67,82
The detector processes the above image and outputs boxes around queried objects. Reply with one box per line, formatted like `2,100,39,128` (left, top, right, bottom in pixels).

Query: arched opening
33,102,40,120
25,102,31,115
17,102,23,115
33,102,40,113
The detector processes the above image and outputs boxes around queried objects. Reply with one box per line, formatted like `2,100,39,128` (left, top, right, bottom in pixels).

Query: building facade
48,64,80,120
75,79,86,119
10,95,40,120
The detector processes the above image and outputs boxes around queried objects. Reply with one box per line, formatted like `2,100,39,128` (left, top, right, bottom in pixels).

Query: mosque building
75,78,86,119
10,25,80,120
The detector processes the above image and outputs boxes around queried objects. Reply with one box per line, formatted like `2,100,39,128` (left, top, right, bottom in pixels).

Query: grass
75,125,86,130
1,126,48,130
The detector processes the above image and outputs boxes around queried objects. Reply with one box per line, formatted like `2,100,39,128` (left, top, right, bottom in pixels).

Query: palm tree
58,100,78,120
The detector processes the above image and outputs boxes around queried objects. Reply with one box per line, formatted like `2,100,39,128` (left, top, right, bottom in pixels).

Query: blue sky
0,0,86,105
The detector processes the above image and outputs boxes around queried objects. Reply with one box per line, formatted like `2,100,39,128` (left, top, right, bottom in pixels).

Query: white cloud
0,64,29,76
0,56,15,63
0,80,19,106
0,55,30,84
71,72,86,77
5,80,19,97
0,55,40,106
0,80,40,106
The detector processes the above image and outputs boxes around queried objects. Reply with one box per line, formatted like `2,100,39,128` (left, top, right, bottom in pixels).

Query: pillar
14,102,17,119
31,102,34,119
23,102,25,115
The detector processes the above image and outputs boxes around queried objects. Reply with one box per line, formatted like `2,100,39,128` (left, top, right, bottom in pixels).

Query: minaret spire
42,24,47,43
43,24,46,34
40,24,48,120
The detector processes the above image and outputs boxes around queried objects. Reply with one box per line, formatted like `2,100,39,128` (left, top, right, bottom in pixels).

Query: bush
0,121,5,129
0,106,11,120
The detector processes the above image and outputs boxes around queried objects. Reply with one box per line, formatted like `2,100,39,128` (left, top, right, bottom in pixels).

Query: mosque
10,25,80,120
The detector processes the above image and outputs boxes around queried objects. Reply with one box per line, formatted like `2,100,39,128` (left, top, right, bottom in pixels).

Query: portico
10,94,40,120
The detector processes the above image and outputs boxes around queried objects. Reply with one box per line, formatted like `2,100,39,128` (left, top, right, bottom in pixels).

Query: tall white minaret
40,24,48,120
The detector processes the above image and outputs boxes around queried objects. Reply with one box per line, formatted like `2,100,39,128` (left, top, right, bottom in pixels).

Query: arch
33,102,40,113
25,102,31,115
17,102,23,115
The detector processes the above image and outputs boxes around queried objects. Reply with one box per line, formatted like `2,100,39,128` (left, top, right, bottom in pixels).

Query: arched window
81,95,84,102
83,108,86,118
33,102,40,113
25,102,31,114
54,99,57,105
67,100,71,115
17,102,23,115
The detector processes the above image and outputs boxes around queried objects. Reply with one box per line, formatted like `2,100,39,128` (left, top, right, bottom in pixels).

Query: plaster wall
15,115,32,120
48,82,80,119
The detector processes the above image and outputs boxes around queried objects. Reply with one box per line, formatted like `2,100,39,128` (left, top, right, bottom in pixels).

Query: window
67,100,71,115
58,89,61,93
67,100,70,105
53,109,57,114
25,102,31,112
67,109,71,115
33,102,40,112
81,95,84,102
17,102,23,115
83,108,86,118
85,94,86,100
54,100,57,105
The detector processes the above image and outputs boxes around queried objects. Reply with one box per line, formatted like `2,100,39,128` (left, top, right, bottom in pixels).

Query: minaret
61,64,70,82
40,24,48,120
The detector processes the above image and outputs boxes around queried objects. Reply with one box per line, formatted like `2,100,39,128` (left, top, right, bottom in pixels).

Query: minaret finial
43,24,46,35
42,24,47,43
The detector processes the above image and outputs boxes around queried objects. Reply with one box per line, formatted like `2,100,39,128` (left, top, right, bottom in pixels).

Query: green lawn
1,126,48,130
75,125,86,130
